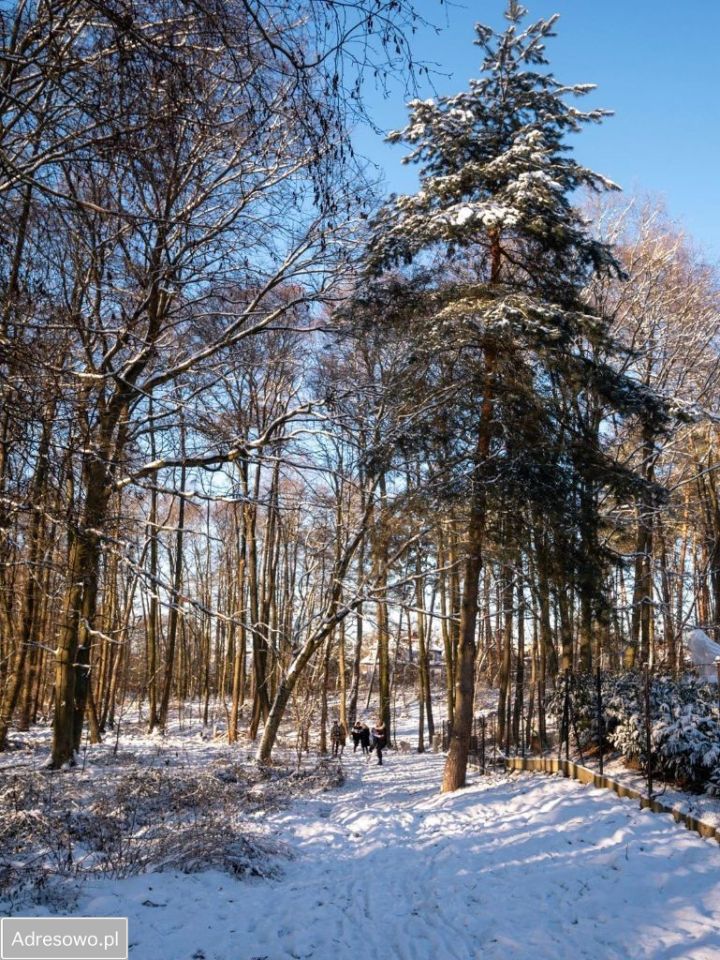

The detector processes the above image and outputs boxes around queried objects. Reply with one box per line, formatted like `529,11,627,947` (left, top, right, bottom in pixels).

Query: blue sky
355,0,720,258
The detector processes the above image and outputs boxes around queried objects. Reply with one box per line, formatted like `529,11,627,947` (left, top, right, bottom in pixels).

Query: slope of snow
14,746,720,960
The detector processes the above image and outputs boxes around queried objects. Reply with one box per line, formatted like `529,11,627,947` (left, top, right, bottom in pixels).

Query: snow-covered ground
8,742,720,959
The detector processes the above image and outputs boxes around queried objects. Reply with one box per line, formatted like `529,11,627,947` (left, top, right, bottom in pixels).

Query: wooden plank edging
504,756,720,844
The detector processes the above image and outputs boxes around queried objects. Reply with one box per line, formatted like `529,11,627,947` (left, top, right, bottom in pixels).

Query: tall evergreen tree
364,2,666,791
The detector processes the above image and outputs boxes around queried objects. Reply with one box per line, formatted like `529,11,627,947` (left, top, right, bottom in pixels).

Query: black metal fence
441,714,505,774
472,664,720,802
437,664,720,804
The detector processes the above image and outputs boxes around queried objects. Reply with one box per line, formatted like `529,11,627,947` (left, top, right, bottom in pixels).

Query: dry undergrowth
0,754,344,912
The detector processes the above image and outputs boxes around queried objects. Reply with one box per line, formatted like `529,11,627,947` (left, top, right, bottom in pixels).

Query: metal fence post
480,716,486,774
568,674,584,766
560,669,570,763
596,666,604,777
643,665,653,803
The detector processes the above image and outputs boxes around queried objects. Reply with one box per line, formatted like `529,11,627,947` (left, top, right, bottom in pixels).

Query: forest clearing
2,0,720,956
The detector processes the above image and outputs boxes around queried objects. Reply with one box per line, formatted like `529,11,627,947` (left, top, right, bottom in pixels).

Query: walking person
330,720,346,758
351,720,364,752
371,719,387,766
359,722,371,756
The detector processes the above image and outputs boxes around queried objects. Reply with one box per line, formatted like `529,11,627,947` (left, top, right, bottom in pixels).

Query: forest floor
3,713,720,959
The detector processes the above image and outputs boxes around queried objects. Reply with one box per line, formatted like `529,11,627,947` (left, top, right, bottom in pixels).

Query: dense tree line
0,1,718,791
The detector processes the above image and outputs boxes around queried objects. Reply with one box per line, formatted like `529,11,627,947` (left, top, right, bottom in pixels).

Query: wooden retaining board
503,756,720,843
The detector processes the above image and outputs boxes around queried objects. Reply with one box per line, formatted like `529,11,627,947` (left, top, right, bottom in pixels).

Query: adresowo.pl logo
1,918,128,960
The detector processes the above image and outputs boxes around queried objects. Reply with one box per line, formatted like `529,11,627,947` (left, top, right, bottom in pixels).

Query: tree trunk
497,566,513,748
512,571,525,748
146,399,160,732
347,532,365,725
374,474,391,738
0,409,52,749
51,451,112,768
441,320,498,792
441,492,484,792
159,459,187,731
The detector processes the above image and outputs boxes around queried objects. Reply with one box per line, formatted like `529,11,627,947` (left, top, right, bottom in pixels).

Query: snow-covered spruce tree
364,2,666,792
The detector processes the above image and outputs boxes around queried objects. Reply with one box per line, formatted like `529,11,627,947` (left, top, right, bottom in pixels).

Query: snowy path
64,748,720,960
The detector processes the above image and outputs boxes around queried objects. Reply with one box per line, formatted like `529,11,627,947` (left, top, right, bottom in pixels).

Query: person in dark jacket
370,720,387,765
351,720,364,753
359,722,371,756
